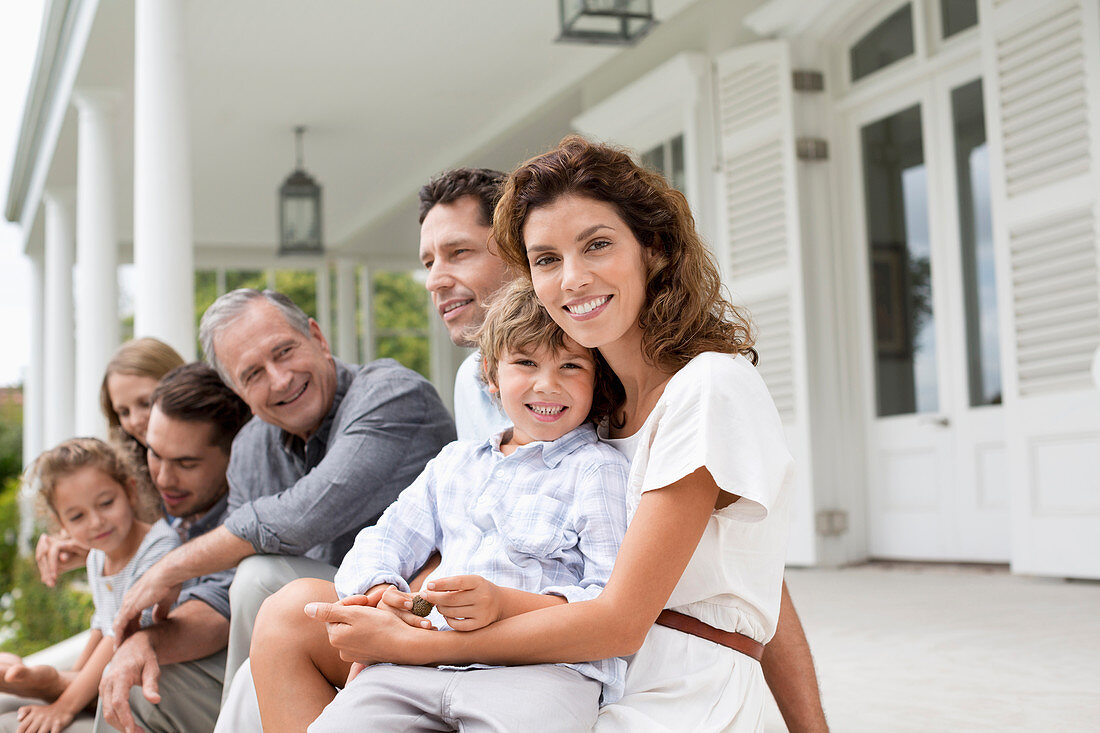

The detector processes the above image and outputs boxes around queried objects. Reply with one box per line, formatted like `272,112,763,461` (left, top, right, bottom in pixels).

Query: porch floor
766,563,1100,732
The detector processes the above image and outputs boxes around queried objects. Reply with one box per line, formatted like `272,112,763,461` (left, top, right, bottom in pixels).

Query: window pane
642,136,687,194
861,104,939,417
670,134,686,193
952,80,1001,406
118,264,135,341
851,4,915,82
641,145,664,177
941,0,978,39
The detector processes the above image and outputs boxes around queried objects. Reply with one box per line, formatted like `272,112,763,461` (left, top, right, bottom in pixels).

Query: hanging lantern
557,0,657,45
278,126,323,255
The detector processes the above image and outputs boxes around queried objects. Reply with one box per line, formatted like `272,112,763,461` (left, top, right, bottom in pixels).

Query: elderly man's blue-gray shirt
223,357,456,565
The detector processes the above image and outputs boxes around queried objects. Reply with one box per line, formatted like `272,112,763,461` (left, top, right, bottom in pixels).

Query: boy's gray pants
309,664,602,733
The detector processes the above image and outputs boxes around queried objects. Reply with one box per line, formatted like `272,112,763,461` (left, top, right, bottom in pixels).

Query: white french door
848,64,1010,562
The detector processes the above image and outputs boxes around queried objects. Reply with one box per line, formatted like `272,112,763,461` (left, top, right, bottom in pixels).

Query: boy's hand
371,584,436,630
418,575,503,631
16,702,75,733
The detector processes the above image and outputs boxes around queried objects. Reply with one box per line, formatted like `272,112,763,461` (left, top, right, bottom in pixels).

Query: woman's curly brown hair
492,135,756,374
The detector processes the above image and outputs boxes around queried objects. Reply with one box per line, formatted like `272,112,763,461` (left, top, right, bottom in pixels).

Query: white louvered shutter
713,41,814,563
981,0,1100,578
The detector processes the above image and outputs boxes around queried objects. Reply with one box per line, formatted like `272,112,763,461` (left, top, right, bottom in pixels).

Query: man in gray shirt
110,289,455,729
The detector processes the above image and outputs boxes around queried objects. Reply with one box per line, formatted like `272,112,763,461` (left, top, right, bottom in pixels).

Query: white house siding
540,0,1100,576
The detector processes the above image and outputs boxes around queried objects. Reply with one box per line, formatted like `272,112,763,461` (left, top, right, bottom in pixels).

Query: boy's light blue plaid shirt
334,422,630,703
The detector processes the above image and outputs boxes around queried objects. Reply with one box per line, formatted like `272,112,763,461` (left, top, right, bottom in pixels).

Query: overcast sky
0,2,45,387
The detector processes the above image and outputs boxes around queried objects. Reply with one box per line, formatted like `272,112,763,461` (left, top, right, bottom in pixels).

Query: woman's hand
342,584,437,630
376,586,436,630
304,602,434,666
418,575,503,631
16,702,75,733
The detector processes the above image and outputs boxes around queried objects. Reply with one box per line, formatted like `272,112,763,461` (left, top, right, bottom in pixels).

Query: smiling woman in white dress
267,135,794,732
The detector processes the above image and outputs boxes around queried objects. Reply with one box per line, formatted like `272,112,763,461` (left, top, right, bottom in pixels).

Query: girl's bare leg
251,578,352,733
0,654,72,702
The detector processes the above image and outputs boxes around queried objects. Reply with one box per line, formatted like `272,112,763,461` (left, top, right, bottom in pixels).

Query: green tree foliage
372,271,430,379
0,398,93,656
193,269,267,338
0,478,18,594
275,269,318,320
189,267,430,378
0,478,95,656
195,270,220,324
225,269,266,293
193,269,320,341
0,394,22,485
0,392,23,595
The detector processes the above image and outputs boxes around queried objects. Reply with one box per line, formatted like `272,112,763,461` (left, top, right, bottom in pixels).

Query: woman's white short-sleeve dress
595,352,793,733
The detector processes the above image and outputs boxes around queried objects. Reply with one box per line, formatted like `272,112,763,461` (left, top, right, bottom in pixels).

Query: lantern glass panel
559,0,654,44
282,195,314,245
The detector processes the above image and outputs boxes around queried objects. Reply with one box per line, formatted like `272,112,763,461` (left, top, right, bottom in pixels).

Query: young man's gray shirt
222,358,456,565
175,493,234,618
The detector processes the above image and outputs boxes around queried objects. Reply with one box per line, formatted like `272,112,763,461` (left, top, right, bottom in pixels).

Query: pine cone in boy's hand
410,595,434,617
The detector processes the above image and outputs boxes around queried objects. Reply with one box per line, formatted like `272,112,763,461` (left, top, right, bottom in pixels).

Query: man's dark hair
150,362,253,453
418,167,506,226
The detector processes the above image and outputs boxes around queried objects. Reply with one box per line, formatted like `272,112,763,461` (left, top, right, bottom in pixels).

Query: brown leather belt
655,609,765,662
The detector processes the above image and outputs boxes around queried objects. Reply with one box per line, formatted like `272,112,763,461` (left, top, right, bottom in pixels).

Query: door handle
920,415,950,427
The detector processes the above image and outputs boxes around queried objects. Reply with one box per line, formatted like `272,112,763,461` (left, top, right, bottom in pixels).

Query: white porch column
133,0,194,359
19,249,45,554
74,91,121,436
335,258,358,362
43,191,76,447
19,245,45,548
22,248,45,465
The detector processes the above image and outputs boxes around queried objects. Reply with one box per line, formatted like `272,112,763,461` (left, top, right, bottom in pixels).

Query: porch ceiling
39,0,697,261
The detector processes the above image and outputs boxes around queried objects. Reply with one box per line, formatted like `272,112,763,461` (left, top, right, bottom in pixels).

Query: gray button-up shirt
223,358,456,566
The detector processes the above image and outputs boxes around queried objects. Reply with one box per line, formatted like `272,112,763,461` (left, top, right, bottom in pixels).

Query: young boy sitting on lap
308,279,630,732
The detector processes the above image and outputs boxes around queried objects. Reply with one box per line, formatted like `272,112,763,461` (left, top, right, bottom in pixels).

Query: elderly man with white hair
105,289,455,733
